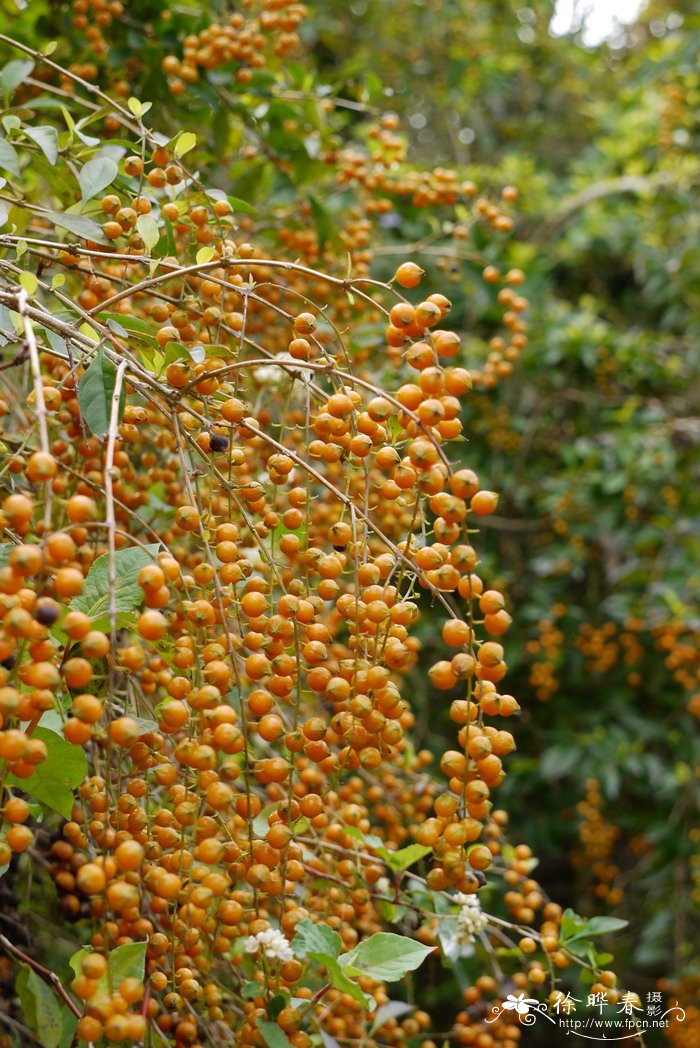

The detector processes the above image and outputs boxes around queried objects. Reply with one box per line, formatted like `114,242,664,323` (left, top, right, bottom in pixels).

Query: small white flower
454,892,487,946
245,928,294,963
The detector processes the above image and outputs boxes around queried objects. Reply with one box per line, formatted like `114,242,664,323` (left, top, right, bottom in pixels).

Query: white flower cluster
455,892,488,946
244,928,294,963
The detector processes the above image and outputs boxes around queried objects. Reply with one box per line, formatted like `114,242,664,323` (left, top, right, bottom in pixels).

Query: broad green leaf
44,209,105,241
309,953,374,1011
19,271,38,295
136,213,160,253
343,827,429,872
16,965,65,1048
241,980,262,999
79,156,118,202
23,125,58,165
381,844,432,873
292,918,342,960
78,346,124,437
4,727,87,819
227,195,257,215
173,131,197,157
0,60,34,96
70,544,160,621
566,915,629,940
339,933,433,983
560,908,588,941
102,312,154,340
196,246,216,265
256,1019,293,1048
0,135,20,177
108,941,147,992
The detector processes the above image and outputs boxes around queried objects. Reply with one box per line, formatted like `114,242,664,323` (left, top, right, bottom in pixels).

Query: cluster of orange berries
525,605,567,702
70,0,124,57
0,233,538,1044
571,779,623,906
161,1,307,94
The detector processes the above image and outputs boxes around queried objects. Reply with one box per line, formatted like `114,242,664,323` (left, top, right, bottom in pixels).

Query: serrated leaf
255,1019,293,1048
136,213,160,253
0,60,34,96
79,156,118,202
3,727,87,818
70,544,160,621
339,933,433,983
16,965,65,1048
23,125,58,165
0,136,20,177
292,918,342,960
78,346,124,437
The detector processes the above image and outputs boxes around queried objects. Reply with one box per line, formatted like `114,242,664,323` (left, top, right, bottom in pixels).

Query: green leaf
102,312,154,339
578,916,629,938
381,844,432,873
23,125,58,165
256,1019,293,1048
292,918,342,960
196,246,216,265
79,156,118,202
3,727,86,819
108,941,147,992
16,965,65,1048
339,933,433,983
44,209,105,241
136,213,160,253
343,827,430,872
127,97,152,118
0,60,34,96
19,271,38,295
173,131,197,157
310,953,375,1011
70,544,160,621
78,346,124,437
241,980,262,999
227,195,257,215
0,136,20,177
69,946,94,983
560,908,588,941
